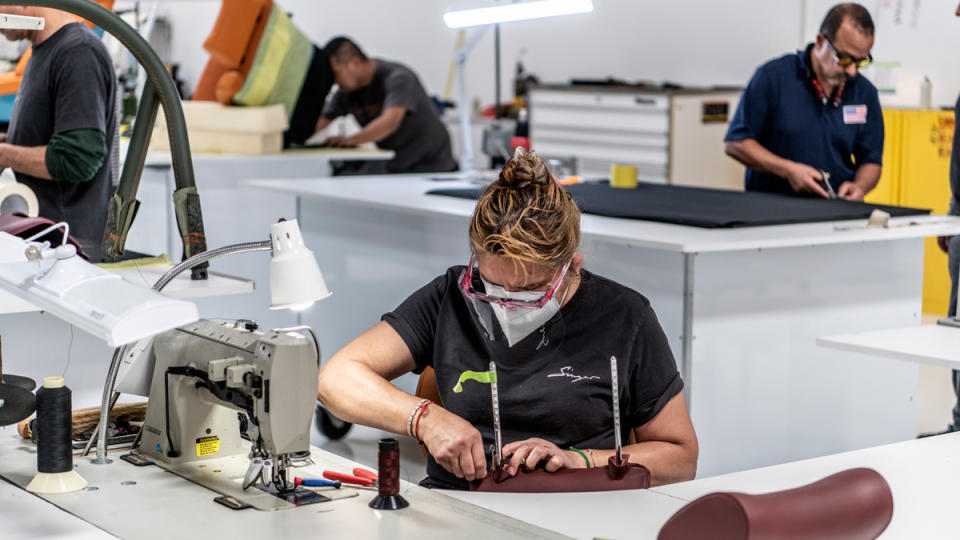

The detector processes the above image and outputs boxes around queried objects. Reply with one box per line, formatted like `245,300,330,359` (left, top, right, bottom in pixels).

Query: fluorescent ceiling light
443,0,593,28
0,232,198,347
0,14,44,30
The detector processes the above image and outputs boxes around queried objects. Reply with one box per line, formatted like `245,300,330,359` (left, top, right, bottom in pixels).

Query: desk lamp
89,218,331,464
443,0,593,177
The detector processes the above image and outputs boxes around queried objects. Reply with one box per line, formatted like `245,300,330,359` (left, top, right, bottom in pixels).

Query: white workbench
4,428,960,539
445,431,960,539
244,174,960,477
819,324,960,370
0,435,567,540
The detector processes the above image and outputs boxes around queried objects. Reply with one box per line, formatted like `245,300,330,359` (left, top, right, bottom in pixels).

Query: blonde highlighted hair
468,148,581,270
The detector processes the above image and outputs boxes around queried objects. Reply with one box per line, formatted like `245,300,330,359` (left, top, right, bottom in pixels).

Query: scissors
817,169,837,199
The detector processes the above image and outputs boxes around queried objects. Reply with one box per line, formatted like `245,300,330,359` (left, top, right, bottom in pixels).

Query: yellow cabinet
870,108,956,314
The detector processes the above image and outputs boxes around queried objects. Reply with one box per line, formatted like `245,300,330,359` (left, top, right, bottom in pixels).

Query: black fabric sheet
427,181,930,228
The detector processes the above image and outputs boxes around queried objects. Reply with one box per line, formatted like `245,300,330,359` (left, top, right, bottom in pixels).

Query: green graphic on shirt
452,370,498,393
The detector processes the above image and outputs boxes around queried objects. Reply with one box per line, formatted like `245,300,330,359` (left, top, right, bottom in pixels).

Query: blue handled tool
294,477,341,489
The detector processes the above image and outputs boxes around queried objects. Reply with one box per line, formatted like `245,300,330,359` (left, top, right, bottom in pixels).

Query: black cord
163,369,179,457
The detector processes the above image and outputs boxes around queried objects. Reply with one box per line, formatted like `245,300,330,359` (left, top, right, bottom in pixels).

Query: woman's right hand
418,406,488,481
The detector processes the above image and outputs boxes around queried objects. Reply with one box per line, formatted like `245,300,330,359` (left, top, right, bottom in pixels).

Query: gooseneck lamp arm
90,240,272,464
0,0,209,271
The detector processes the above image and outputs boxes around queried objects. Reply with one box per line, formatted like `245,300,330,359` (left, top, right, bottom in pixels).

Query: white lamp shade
268,219,331,310
443,0,593,28
0,232,199,347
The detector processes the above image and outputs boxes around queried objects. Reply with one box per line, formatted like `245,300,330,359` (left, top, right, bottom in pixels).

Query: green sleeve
44,128,107,183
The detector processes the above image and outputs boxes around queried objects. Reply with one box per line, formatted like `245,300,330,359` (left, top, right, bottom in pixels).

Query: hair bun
499,147,552,189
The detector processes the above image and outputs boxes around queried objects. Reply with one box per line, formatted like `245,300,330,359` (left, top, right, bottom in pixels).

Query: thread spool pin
368,438,408,510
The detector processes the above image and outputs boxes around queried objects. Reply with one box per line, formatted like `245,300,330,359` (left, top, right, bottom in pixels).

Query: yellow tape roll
610,164,638,189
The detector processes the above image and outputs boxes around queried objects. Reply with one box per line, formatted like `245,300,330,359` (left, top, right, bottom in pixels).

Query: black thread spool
368,438,408,510
26,377,87,493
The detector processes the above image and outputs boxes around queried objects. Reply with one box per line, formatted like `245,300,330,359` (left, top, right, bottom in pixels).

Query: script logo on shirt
842,104,868,125
547,366,600,383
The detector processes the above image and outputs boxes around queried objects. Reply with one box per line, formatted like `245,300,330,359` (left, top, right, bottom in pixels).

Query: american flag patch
842,104,867,124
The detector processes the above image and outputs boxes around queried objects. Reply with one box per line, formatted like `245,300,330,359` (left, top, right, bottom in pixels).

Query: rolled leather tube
471,454,651,493
658,467,893,540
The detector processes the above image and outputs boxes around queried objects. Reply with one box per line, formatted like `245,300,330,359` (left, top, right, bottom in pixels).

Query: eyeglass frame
821,34,872,69
458,253,572,309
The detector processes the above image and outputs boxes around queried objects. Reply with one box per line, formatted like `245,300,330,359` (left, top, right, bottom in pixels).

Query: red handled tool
323,467,378,486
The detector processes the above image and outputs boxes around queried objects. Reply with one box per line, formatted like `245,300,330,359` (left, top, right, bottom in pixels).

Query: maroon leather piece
657,468,894,540
0,212,85,258
471,455,651,493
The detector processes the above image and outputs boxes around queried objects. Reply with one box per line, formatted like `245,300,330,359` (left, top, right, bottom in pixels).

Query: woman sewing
316,148,698,489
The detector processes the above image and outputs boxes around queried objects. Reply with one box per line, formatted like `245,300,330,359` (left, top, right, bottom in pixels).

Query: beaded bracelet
413,401,433,441
406,398,430,438
568,446,591,468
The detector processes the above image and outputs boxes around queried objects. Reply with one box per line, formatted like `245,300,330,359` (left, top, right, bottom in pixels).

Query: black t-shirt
383,266,683,489
322,59,457,174
8,23,117,258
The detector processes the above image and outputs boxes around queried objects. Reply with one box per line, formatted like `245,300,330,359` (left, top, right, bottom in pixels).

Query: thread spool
26,377,87,494
368,438,408,510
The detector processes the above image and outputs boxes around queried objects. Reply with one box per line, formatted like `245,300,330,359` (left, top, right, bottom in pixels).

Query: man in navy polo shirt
725,3,882,200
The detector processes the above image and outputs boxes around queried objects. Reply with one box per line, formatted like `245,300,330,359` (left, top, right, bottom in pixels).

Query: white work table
4,431,960,538
245,174,960,477
819,323,960,370
446,432,960,539
244,174,960,253
0,436,566,540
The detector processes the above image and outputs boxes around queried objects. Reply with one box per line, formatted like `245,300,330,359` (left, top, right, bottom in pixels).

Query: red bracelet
413,401,433,441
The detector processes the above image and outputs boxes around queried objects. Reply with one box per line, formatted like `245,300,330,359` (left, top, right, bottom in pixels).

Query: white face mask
481,278,563,347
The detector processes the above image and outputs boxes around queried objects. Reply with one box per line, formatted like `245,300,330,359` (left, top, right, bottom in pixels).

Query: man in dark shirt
315,36,457,174
0,6,116,259
725,3,883,200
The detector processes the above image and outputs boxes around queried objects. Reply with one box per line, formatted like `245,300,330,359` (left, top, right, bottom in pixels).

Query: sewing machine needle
610,355,623,465
489,361,502,468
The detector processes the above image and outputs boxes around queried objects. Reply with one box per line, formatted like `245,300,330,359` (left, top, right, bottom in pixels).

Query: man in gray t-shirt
0,7,117,260
315,37,457,174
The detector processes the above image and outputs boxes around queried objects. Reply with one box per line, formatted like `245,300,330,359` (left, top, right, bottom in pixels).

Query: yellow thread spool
610,164,638,189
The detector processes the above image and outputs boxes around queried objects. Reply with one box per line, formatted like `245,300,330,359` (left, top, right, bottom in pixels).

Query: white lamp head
268,219,331,311
0,231,198,348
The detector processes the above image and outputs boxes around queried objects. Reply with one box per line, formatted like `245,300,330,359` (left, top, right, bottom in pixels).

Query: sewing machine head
137,319,317,466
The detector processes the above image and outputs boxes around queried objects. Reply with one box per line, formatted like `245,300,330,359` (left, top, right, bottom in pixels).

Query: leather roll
471,454,651,493
657,467,893,540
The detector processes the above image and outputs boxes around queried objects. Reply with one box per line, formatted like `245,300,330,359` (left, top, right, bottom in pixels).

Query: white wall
159,0,809,106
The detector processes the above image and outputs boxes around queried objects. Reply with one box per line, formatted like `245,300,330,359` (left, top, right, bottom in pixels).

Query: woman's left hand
501,438,584,476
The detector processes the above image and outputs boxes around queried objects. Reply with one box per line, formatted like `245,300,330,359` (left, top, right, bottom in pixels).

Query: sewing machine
135,319,330,510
